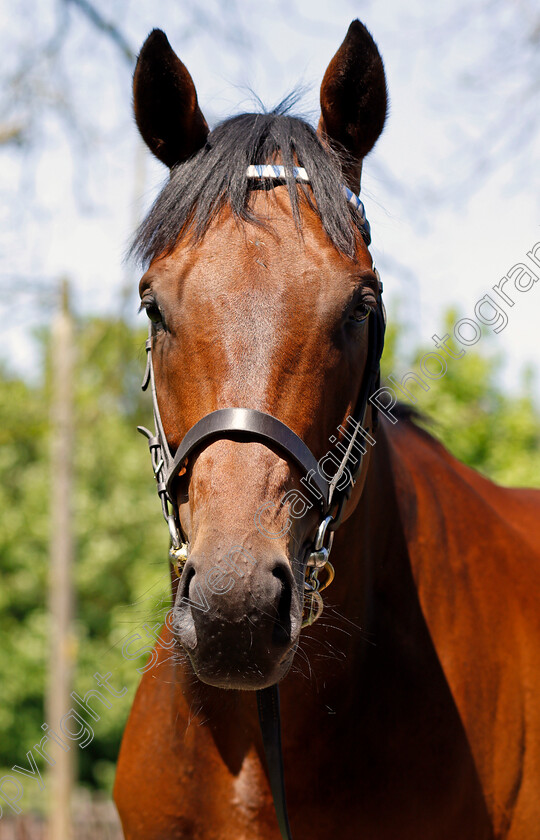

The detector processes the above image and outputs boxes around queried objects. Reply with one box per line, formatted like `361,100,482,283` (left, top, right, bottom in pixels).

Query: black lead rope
257,685,294,840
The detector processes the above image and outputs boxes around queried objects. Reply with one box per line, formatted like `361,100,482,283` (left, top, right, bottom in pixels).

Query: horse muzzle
171,550,302,689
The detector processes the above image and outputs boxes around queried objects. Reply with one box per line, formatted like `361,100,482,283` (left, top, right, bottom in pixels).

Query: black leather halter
166,407,330,505
139,275,385,541
137,175,386,840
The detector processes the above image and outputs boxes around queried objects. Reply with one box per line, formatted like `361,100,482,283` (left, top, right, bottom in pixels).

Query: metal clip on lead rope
302,516,336,627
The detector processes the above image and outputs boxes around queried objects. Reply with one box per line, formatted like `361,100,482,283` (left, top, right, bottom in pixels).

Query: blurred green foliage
0,317,169,807
381,309,540,487
0,310,538,808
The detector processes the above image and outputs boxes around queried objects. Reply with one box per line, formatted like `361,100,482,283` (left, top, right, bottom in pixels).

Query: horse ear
133,29,209,168
318,20,388,190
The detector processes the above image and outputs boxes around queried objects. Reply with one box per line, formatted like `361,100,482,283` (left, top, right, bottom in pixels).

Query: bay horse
114,21,540,840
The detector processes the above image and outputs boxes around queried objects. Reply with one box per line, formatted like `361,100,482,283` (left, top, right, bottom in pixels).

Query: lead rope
257,686,293,840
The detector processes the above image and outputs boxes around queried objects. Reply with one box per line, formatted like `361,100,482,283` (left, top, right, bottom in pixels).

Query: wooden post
47,277,76,840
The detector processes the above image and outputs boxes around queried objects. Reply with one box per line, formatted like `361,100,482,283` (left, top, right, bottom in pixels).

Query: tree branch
64,0,136,64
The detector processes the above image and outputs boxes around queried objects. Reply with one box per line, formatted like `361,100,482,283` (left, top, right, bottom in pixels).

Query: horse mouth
187,643,298,691
172,592,301,690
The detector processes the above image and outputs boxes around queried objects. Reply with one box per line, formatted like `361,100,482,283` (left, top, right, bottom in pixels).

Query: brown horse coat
115,417,540,839
114,19,540,840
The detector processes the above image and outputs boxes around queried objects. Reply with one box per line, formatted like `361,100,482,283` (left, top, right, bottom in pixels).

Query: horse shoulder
386,418,540,837
114,623,274,839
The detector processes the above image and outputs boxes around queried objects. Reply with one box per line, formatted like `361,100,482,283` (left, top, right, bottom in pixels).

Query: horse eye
349,302,371,323
140,298,163,325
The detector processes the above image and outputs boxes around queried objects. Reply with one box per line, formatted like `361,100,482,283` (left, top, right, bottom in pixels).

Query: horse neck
287,416,459,713
326,419,410,651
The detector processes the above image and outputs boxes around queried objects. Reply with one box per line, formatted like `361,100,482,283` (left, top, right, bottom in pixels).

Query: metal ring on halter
316,560,335,592
314,515,334,552
302,591,324,627
167,513,189,578
306,515,335,568
167,515,182,550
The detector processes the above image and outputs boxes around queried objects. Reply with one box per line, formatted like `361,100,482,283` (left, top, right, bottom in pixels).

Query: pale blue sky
2,0,539,397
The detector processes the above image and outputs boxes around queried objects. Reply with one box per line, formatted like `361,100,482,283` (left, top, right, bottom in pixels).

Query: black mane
130,103,364,267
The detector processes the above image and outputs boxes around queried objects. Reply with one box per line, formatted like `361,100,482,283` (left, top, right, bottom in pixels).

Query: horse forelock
130,102,364,268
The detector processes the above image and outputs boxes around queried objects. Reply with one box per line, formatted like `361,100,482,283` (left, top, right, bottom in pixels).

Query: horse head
132,21,387,690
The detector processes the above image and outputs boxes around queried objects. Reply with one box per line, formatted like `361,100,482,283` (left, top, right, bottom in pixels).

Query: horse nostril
182,565,195,599
173,564,198,650
272,564,292,646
